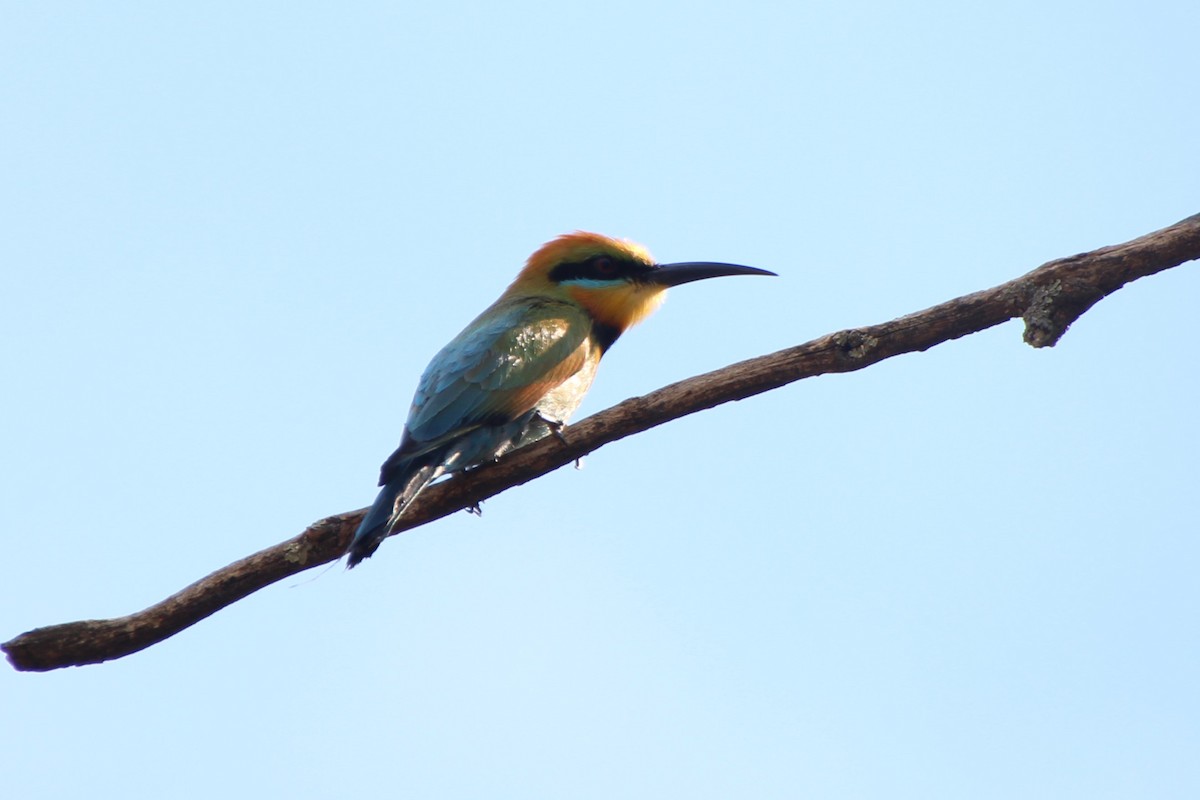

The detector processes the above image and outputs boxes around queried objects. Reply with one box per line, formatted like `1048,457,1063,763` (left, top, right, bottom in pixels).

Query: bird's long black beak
645,261,777,287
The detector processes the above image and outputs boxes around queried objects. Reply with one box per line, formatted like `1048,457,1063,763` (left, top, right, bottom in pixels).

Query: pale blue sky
2,2,1197,798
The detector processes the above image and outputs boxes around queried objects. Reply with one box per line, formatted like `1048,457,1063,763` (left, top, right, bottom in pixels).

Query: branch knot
832,329,880,360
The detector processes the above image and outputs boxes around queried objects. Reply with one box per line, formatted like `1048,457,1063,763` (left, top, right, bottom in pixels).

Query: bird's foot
534,412,569,444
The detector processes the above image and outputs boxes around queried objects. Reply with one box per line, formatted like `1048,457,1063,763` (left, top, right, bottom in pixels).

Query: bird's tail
346,456,444,568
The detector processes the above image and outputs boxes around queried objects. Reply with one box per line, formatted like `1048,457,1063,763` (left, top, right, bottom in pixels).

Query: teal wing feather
395,297,592,462
350,297,594,567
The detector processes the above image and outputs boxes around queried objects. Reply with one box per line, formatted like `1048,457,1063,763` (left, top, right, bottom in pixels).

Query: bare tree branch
6,213,1198,672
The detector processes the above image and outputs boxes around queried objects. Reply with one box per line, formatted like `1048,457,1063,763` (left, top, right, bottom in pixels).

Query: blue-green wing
402,298,593,451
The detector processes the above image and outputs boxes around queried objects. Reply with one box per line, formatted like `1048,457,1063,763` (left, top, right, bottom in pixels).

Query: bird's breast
534,338,602,425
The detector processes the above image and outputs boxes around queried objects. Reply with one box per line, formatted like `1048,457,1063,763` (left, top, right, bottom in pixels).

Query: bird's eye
592,257,617,275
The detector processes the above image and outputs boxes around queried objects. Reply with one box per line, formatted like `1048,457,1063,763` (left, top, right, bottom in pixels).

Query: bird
346,231,775,567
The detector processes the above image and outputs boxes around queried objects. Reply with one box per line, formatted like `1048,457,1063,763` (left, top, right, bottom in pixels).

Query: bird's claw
534,412,568,444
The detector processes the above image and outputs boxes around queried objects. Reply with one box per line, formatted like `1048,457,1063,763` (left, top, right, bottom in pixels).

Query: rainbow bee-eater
346,231,775,567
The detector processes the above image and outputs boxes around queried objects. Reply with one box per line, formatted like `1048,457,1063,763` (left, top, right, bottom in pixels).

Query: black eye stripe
548,255,651,283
